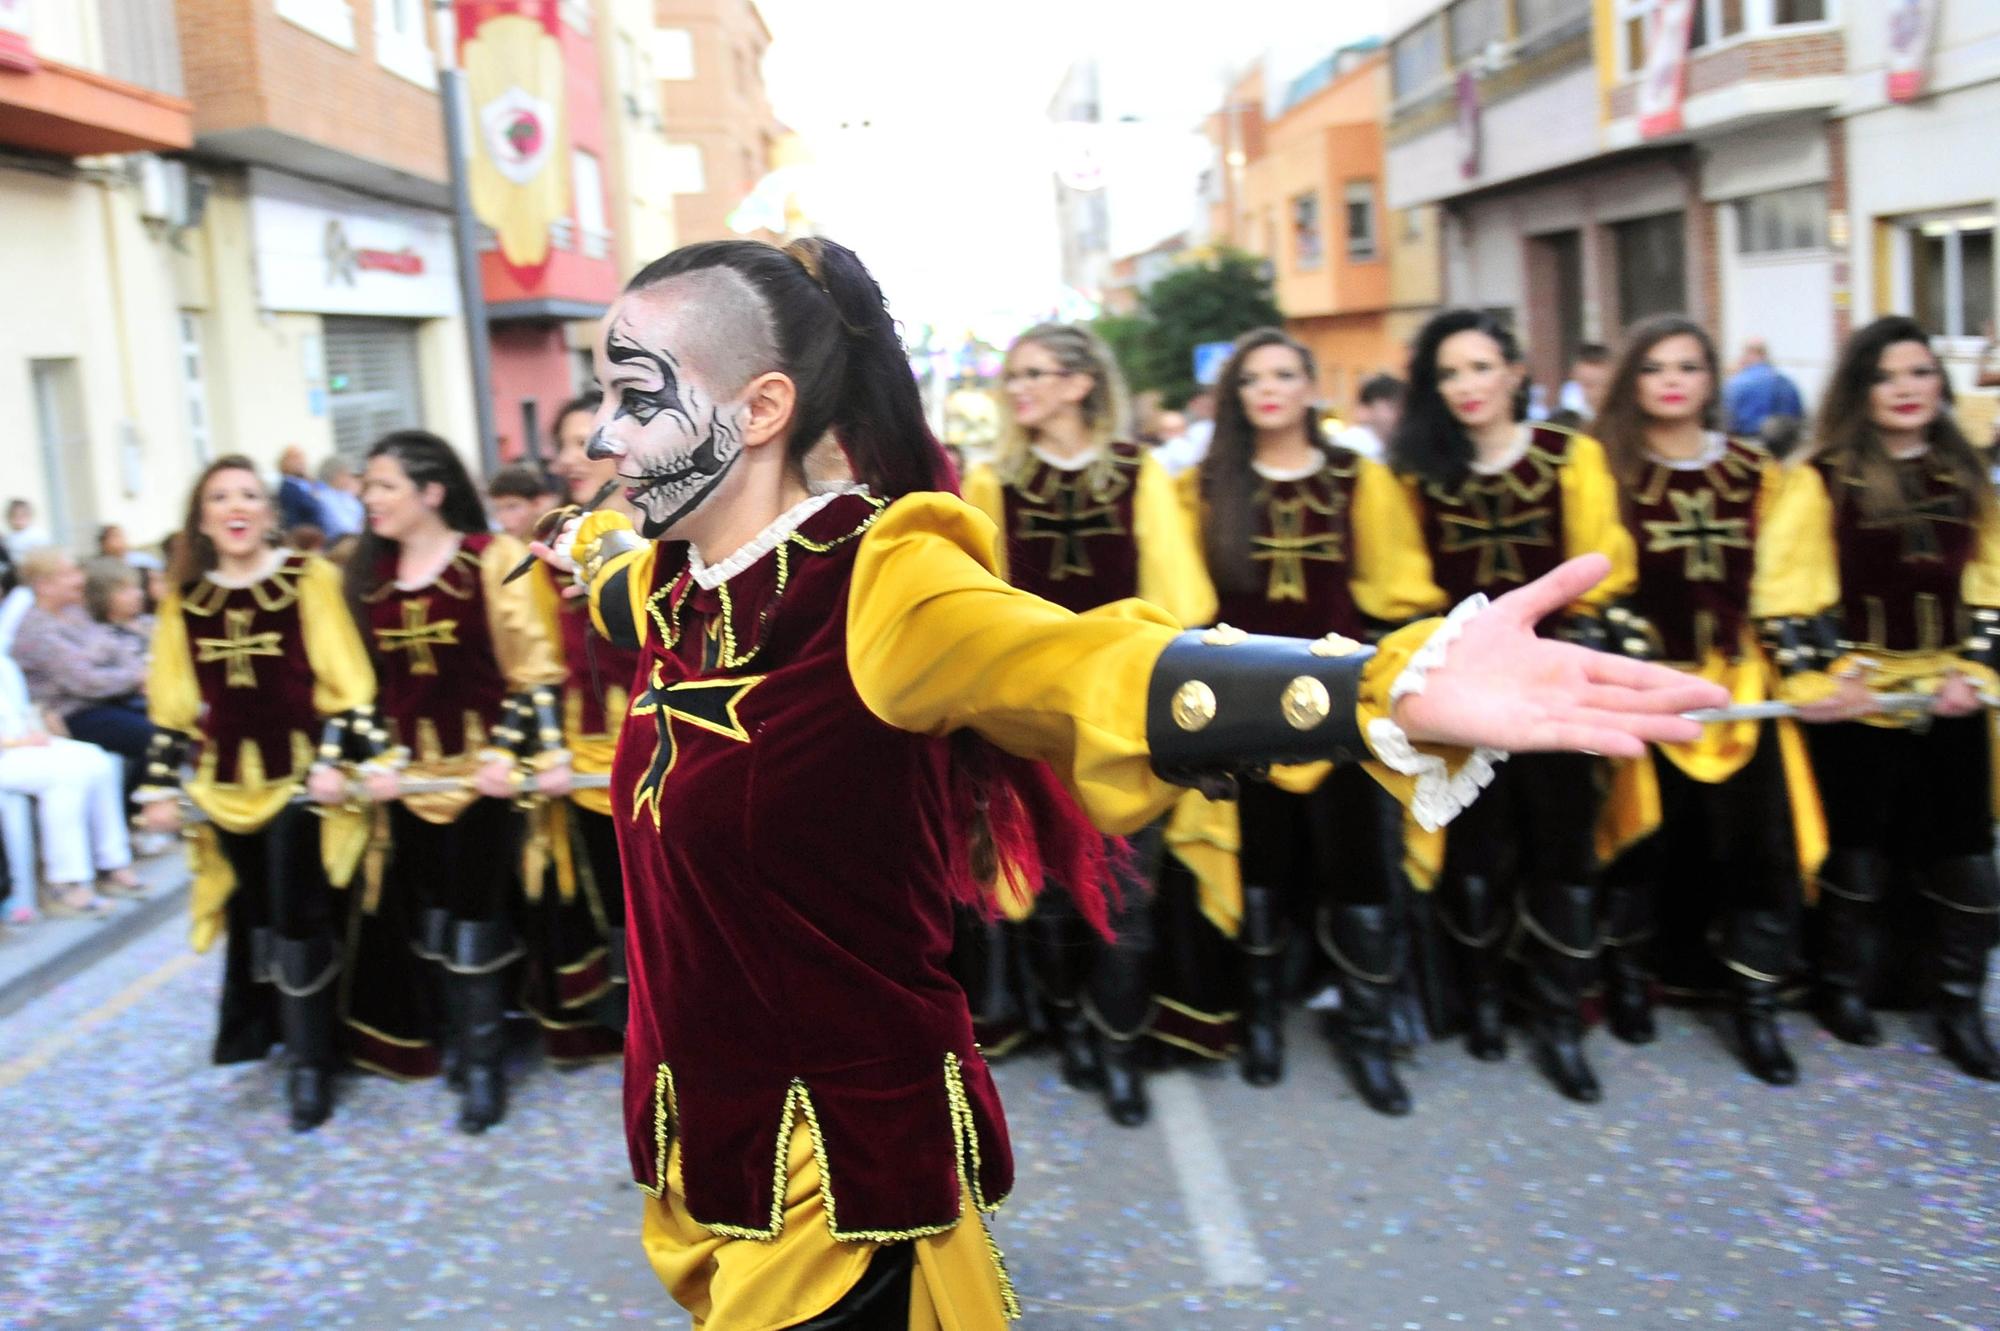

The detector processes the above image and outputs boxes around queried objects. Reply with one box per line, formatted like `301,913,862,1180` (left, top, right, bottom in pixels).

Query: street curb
0,881,189,1020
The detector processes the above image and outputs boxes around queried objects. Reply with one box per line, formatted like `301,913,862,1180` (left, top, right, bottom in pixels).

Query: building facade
650,0,781,246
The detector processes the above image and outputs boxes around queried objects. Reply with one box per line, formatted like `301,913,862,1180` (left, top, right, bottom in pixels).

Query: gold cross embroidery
1438,489,1551,585
1016,482,1124,580
376,600,459,676
1644,489,1750,582
194,608,284,688
1252,498,1345,602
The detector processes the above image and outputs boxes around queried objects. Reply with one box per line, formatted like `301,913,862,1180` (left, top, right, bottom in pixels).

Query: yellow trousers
640,1124,1014,1331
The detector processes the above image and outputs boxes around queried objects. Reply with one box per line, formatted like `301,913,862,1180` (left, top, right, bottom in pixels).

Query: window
1448,0,1505,67
1514,0,1590,39
1391,17,1446,99
1293,192,1323,269
275,0,354,49
1345,181,1379,261
663,143,706,195
654,27,695,80
1614,211,1688,324
179,312,211,466
1909,214,1996,340
1734,185,1827,254
1772,0,1827,22
572,150,609,259
374,0,433,87
1619,0,1820,74
31,358,91,546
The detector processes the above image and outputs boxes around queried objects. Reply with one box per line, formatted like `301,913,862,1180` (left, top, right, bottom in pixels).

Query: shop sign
249,169,459,318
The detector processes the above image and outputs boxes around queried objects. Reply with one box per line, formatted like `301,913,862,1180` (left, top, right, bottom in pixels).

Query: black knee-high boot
1087,890,1156,1127
1237,884,1286,1086
1600,880,1656,1045
1929,856,2000,1081
1519,881,1602,1103
1028,904,1102,1089
793,1242,913,1329
954,911,1029,1059
595,925,629,1035
273,935,339,1130
1326,903,1411,1116
1723,908,1798,1085
446,919,518,1134
1443,874,1508,1061
1815,849,1884,1046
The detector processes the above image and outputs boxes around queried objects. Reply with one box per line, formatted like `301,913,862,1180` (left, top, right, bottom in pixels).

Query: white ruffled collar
1030,444,1098,472
1252,455,1327,483
688,484,866,590
1646,431,1729,471
205,547,293,589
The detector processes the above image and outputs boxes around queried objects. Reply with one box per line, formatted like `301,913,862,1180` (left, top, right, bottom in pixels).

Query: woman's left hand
534,762,574,798
472,757,519,799
1933,671,1985,718
1395,555,1730,757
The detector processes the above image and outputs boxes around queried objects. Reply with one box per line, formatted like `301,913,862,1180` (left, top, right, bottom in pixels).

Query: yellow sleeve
1961,498,2000,608
144,595,202,735
529,562,569,676
846,493,1433,836
479,535,567,690
1558,434,1637,609
1750,461,1839,618
1134,452,1218,628
297,556,376,717
960,462,1009,583
574,511,659,650
1350,458,1449,623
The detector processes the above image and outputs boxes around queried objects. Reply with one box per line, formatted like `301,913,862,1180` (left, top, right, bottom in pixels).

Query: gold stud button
1281,675,1331,730
1171,681,1217,731
1309,632,1361,658
1202,624,1247,647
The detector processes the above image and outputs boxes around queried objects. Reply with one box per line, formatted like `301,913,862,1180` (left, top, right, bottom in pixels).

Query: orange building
652,0,785,245
1206,45,1422,407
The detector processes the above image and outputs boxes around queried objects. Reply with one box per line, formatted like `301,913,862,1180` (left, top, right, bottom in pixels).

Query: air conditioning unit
132,156,208,229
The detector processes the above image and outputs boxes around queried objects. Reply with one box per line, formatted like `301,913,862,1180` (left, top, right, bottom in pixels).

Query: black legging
1808,714,1994,859
214,803,338,940
389,797,521,926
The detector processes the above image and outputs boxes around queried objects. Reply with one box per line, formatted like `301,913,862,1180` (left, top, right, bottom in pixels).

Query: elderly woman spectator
0,645,136,916
11,548,152,786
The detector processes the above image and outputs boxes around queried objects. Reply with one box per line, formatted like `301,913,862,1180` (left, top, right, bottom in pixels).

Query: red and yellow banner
456,0,570,280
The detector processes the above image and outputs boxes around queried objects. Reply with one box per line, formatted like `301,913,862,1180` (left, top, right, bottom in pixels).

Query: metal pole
435,1,500,478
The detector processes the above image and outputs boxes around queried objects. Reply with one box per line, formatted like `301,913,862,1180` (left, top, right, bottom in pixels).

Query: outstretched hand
527,515,587,600
1394,555,1729,757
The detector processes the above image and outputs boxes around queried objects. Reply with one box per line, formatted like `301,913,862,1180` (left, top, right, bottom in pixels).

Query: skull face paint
588,315,749,540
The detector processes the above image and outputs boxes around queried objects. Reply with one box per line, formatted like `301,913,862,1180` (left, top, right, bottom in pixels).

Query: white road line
1150,1071,1272,1290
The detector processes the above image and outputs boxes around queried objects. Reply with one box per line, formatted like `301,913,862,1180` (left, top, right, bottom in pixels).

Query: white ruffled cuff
1364,595,1505,832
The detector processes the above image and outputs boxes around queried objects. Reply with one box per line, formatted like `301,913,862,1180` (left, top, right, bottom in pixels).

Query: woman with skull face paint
344,431,569,1133
538,238,1724,1330
957,321,1215,1128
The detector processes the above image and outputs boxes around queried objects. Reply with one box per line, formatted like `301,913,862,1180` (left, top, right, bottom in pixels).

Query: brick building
650,0,782,246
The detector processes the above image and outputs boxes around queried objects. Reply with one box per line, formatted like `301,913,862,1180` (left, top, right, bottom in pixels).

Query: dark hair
1594,315,1722,491
1574,342,1612,366
1199,328,1336,596
1759,412,1804,460
624,237,953,499
488,463,551,502
1389,308,1529,489
287,522,326,553
168,454,269,590
549,391,602,449
1356,373,1404,408
344,430,490,613
1809,315,1989,522
96,523,125,553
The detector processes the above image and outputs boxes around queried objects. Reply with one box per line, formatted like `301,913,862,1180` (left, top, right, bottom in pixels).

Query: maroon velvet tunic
1625,437,1764,664
612,493,1011,1238
177,552,318,783
545,559,645,739
1819,454,1986,653
1416,425,1576,602
997,441,1144,612
1213,454,1366,641
362,533,509,759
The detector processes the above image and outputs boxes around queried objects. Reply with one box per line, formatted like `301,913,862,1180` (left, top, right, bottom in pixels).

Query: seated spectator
488,464,554,543
315,456,366,539
0,648,135,917
98,523,164,575
287,522,327,554
83,558,155,648
10,548,153,789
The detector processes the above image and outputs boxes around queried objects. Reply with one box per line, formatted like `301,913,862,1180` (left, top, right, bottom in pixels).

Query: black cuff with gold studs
1758,613,1841,676
1965,606,2000,674
1145,624,1375,798
1602,603,1661,661
141,727,190,790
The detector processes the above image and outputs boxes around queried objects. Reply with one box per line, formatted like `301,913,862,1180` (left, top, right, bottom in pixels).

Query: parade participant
1388,308,1638,1103
519,392,639,1053
1185,328,1440,1110
533,236,1722,1329
961,321,1214,1126
345,431,569,1132
1591,316,1824,1085
136,456,376,1129
489,464,556,544
1756,316,2000,1081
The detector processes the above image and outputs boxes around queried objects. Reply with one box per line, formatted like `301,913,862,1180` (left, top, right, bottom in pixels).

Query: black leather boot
447,920,519,1134
1028,904,1103,1088
794,1240,913,1328
1238,884,1285,1086
1086,879,1156,1126
1445,874,1507,1061
274,936,340,1131
1098,1031,1150,1127
1724,907,1798,1085
595,925,629,1035
1327,903,1412,1116
1521,882,1602,1104
1815,850,1884,1046
1930,856,2000,1081
1600,881,1656,1045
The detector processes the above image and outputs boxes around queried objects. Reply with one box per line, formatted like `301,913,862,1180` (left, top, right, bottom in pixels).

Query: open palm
1396,555,1728,757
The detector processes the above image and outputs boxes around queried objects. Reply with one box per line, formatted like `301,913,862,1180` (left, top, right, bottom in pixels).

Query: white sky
756,0,1385,343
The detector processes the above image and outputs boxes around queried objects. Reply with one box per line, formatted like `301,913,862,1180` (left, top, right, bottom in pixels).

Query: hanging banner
456,0,570,279
0,0,36,73
1886,0,1942,103
1454,70,1482,180
1637,0,1697,139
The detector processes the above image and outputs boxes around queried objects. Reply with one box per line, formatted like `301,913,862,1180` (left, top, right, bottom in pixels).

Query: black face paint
606,328,696,431
624,412,745,540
